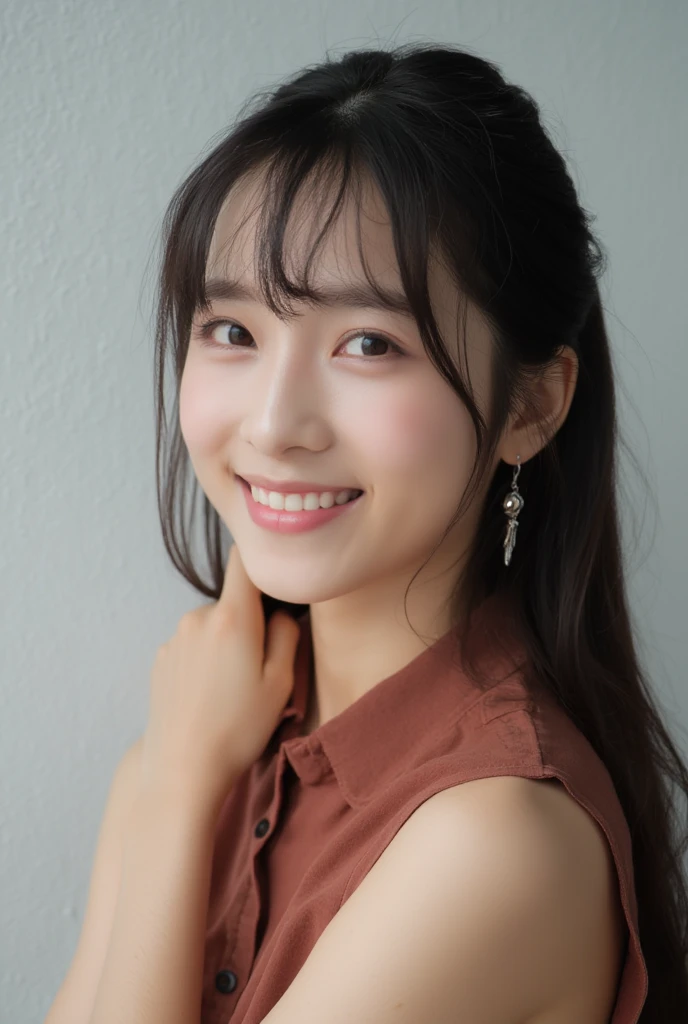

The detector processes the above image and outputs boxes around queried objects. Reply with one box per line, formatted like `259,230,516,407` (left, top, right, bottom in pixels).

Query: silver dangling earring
503,455,524,567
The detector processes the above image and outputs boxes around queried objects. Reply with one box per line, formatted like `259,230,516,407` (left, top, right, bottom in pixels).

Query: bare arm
85,784,226,1024
44,739,143,1024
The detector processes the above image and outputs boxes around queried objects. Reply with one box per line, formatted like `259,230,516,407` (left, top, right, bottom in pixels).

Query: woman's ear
500,345,579,464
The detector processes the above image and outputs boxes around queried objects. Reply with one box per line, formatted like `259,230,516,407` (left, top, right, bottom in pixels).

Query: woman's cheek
365,388,467,476
179,367,231,455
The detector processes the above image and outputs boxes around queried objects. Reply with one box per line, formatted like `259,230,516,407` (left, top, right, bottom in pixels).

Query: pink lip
238,476,364,534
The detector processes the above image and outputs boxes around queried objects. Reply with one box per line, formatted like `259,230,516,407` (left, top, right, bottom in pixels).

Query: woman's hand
140,542,302,815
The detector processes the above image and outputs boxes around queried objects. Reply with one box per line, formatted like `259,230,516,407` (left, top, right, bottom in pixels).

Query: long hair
149,42,688,1017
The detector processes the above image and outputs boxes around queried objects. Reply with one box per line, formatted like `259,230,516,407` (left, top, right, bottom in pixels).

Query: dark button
215,969,238,994
254,817,270,838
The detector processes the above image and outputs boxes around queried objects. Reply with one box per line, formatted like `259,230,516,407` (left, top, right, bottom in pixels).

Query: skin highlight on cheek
179,364,232,457
369,388,475,499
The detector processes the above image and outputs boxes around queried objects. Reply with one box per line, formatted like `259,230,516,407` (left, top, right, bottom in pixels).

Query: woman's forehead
206,172,402,296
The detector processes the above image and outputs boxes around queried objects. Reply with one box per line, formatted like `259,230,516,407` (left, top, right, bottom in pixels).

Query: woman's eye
194,318,402,360
340,332,400,359
197,320,253,349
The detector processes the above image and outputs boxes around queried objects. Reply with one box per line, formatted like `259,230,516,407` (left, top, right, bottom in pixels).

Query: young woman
46,41,688,1024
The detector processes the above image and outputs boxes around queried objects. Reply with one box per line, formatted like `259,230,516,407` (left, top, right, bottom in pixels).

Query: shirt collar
272,592,526,807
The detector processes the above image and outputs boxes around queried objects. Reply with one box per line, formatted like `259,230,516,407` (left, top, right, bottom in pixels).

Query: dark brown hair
149,42,688,1017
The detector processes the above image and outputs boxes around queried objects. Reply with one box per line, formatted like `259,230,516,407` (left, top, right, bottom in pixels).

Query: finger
217,543,265,638
218,542,256,607
218,542,238,605
263,610,302,683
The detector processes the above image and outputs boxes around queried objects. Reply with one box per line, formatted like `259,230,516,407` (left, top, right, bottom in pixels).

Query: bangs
195,148,433,328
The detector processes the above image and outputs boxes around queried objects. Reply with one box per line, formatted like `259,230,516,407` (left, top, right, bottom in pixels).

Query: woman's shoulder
394,774,627,1021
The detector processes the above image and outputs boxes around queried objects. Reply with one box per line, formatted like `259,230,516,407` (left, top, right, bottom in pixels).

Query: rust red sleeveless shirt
200,596,648,1023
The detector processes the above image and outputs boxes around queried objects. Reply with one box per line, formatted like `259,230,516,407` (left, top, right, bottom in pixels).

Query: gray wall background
2,1,686,1020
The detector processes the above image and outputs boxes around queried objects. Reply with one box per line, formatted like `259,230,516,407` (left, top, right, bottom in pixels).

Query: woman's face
179,172,498,616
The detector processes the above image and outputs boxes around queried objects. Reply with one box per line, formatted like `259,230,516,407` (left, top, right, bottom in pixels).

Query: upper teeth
250,484,360,511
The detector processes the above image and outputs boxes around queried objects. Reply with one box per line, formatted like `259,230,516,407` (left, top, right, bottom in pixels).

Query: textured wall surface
1,1,686,1020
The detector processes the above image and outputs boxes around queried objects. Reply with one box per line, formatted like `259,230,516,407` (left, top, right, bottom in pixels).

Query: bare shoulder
422,772,612,863
413,775,627,1021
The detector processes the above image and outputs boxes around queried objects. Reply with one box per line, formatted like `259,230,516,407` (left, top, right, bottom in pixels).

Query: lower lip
238,477,365,534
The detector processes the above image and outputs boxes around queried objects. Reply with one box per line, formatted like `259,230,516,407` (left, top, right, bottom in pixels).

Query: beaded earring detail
503,455,524,566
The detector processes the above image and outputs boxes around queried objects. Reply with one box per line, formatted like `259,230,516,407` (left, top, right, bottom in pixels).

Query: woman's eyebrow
202,276,416,319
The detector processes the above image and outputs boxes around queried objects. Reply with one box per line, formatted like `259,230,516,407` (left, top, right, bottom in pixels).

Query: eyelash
193,317,404,362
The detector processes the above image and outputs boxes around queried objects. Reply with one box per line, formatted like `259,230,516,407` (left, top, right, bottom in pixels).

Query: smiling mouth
238,476,364,508
237,476,364,499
